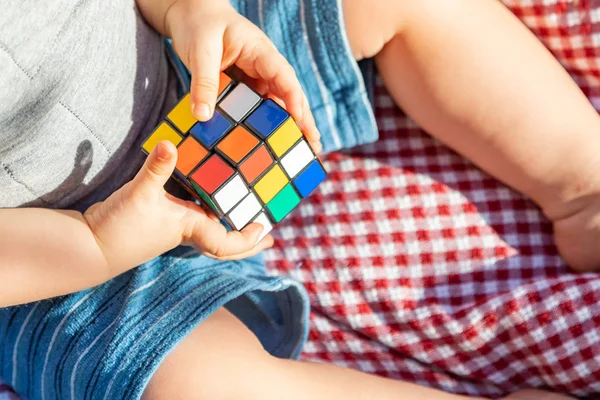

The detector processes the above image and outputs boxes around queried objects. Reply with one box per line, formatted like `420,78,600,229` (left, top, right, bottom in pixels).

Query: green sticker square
266,184,300,223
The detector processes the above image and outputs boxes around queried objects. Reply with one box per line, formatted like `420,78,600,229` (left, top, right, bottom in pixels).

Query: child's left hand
164,0,322,153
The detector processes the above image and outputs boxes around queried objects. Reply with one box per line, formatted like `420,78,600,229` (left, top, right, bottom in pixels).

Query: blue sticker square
190,110,232,147
245,99,289,138
293,160,326,198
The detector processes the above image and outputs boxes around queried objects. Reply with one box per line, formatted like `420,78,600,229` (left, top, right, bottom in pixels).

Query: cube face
141,73,327,233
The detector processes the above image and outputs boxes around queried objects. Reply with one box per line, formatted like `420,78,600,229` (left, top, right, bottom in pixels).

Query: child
0,0,587,398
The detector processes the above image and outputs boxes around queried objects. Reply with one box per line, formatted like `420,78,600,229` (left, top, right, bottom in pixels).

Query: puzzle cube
142,72,327,240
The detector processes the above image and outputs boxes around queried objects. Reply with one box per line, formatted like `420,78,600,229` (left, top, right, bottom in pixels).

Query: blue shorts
0,1,379,399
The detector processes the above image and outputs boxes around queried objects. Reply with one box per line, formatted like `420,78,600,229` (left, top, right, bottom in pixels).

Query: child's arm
368,0,600,270
0,207,111,305
0,142,268,307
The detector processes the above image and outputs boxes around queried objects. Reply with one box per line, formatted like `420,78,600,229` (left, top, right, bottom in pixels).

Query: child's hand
164,0,322,153
84,141,271,274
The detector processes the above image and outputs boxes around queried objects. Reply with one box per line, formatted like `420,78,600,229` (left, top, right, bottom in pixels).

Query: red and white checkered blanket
264,1,600,398
2,1,600,399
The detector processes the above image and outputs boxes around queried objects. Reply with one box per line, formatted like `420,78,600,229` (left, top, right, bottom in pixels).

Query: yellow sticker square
142,122,183,154
253,164,288,203
167,94,197,133
267,119,303,157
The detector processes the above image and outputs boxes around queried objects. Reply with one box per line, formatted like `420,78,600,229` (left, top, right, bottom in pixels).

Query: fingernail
155,142,168,160
312,141,322,154
193,103,211,121
297,107,304,124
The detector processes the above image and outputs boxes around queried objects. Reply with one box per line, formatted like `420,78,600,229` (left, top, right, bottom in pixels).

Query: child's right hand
84,141,270,275
164,0,322,153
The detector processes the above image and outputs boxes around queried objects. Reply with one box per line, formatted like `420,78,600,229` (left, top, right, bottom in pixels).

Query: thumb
188,34,224,121
133,141,178,195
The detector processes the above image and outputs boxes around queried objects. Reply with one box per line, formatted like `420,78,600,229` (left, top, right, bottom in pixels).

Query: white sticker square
219,83,261,122
213,175,248,213
228,192,262,230
280,140,314,178
252,212,274,243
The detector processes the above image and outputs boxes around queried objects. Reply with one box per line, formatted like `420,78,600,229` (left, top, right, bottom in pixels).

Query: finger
266,92,322,154
205,232,274,261
133,141,178,196
225,26,305,126
257,52,304,124
187,30,225,121
190,218,269,259
206,210,221,223
241,75,270,97
310,140,323,155
300,95,322,152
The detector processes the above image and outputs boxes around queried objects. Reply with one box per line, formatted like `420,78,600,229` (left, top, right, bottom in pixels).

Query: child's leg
142,307,481,400
344,0,600,272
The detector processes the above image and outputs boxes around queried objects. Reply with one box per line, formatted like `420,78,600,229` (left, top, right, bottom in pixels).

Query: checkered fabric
2,1,600,398
263,1,600,399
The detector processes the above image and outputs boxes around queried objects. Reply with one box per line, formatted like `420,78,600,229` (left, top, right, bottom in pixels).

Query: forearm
0,208,109,306
378,0,600,220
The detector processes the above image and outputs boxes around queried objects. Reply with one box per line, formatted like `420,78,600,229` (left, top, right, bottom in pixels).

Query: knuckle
282,59,297,77
145,162,165,181
276,82,294,98
193,76,220,93
244,39,263,61
202,237,228,259
274,54,295,77
257,36,275,51
212,243,229,258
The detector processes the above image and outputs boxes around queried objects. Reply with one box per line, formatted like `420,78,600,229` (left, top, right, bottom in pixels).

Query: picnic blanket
2,0,600,398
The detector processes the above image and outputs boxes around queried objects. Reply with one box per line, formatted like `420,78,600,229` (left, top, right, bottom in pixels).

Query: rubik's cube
142,72,327,241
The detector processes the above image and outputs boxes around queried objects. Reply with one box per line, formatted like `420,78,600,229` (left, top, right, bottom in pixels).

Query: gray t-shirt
0,0,177,210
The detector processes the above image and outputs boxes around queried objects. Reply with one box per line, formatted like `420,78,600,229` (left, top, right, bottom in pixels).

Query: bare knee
142,308,277,400
342,0,410,60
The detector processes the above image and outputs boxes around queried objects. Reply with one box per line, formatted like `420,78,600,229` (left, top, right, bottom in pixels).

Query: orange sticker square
219,72,232,95
176,137,209,176
239,144,273,184
216,126,259,163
